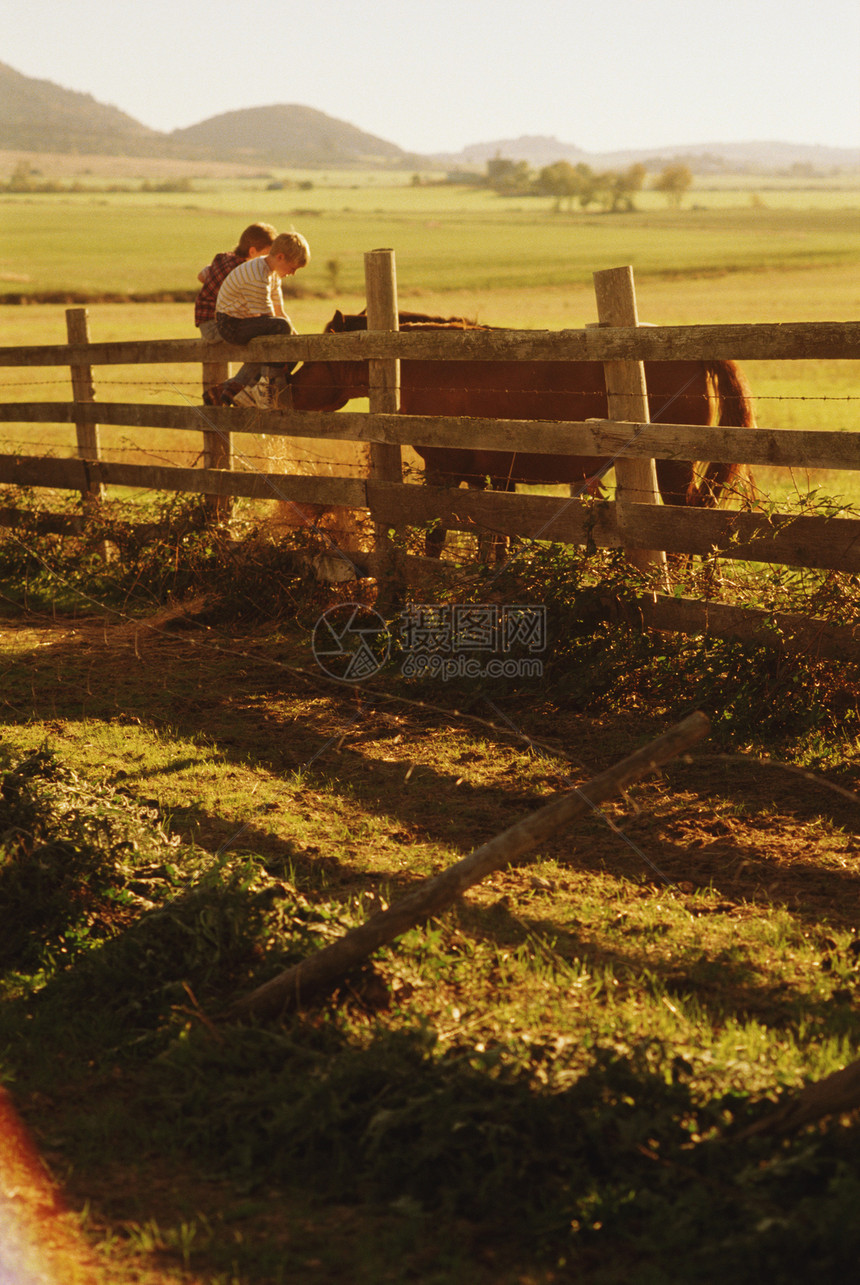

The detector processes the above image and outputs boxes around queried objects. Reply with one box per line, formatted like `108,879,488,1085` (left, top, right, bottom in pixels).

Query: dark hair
234,223,277,256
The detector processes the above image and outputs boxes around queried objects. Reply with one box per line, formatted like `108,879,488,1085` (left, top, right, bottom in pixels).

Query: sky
3,0,859,155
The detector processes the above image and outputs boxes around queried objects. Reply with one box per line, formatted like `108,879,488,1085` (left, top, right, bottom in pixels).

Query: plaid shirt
194,252,243,326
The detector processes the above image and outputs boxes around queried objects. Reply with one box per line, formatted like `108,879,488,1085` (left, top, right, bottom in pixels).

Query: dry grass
0,149,264,181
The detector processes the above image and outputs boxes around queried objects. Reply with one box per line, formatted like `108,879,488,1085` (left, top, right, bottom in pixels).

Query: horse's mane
398,310,480,327
324,308,485,333
400,318,494,332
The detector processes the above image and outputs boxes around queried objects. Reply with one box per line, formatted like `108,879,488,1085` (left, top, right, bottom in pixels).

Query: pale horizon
3,0,858,156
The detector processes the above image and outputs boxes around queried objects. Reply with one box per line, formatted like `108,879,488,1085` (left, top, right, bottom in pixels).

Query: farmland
2,163,859,299
1,166,860,1284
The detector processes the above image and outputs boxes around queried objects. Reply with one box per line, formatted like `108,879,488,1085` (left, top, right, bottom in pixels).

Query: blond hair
271,231,310,267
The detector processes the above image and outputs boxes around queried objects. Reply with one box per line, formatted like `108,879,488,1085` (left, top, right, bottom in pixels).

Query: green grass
2,183,859,297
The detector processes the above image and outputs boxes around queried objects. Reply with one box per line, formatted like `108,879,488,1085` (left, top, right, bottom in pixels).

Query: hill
0,61,161,155
168,104,413,167
625,139,860,173
438,134,860,174
0,61,414,167
0,61,856,174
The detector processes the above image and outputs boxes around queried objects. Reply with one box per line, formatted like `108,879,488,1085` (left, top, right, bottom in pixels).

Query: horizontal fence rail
1,403,858,471
1,459,859,575
0,320,858,369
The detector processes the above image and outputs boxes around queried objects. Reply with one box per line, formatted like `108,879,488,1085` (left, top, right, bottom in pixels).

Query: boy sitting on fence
211,231,311,409
196,223,276,405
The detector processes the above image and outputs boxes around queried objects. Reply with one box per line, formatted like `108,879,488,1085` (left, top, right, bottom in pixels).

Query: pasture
1,167,860,1284
2,168,858,507
2,164,859,298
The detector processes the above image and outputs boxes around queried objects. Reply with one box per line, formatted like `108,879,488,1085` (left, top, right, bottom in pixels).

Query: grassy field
1,168,860,1283
1,167,859,298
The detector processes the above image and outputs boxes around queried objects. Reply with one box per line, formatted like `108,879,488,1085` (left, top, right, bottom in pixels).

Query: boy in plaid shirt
196,223,276,404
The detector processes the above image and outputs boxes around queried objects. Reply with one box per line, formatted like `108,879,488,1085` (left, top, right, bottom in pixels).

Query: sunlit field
2,203,857,296
2,163,859,298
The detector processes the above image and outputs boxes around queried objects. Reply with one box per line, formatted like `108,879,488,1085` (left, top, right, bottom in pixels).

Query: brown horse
290,310,756,553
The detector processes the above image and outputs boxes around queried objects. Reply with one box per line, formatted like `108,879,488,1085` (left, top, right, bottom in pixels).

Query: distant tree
653,163,693,208
5,161,62,193
8,160,36,191
613,162,647,211
593,163,648,213
535,160,645,213
534,161,605,210
586,169,619,211
486,155,533,195
536,160,592,211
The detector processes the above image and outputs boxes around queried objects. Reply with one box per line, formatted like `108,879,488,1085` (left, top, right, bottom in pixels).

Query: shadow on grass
6,622,860,893
8,953,860,1285
6,623,860,1038
3,732,860,1282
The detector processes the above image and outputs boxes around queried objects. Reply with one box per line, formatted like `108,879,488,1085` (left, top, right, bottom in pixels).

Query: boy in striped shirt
213,231,310,407
197,222,276,404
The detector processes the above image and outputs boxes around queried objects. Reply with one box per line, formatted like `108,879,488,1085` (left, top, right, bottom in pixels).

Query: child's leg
233,361,259,388
215,314,289,344
215,315,291,382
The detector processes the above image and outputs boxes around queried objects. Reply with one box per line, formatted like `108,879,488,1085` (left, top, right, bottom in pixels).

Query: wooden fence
0,252,858,649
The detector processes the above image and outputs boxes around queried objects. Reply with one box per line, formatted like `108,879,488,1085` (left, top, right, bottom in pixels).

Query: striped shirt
216,256,284,319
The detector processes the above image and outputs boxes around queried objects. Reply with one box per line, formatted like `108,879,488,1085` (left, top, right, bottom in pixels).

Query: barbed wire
1,364,857,511
1,373,858,404
0,440,852,493
0,442,370,477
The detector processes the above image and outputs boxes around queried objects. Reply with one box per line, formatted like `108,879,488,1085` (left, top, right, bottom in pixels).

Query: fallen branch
687,753,860,809
228,710,710,1023
736,1058,860,1139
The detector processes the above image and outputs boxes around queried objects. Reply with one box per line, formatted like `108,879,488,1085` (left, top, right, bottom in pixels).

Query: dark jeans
215,313,295,378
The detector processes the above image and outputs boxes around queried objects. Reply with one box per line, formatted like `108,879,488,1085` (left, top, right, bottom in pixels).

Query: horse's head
290,313,370,410
324,310,368,334
293,309,481,411
289,361,356,411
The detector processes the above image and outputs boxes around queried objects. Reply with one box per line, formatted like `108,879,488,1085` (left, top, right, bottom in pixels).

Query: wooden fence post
364,248,402,580
201,354,232,468
65,308,103,503
592,267,666,572
200,348,232,522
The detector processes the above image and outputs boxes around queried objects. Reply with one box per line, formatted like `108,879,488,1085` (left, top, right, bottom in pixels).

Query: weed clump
0,745,299,1008
392,541,860,754
0,745,177,970
0,489,324,621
